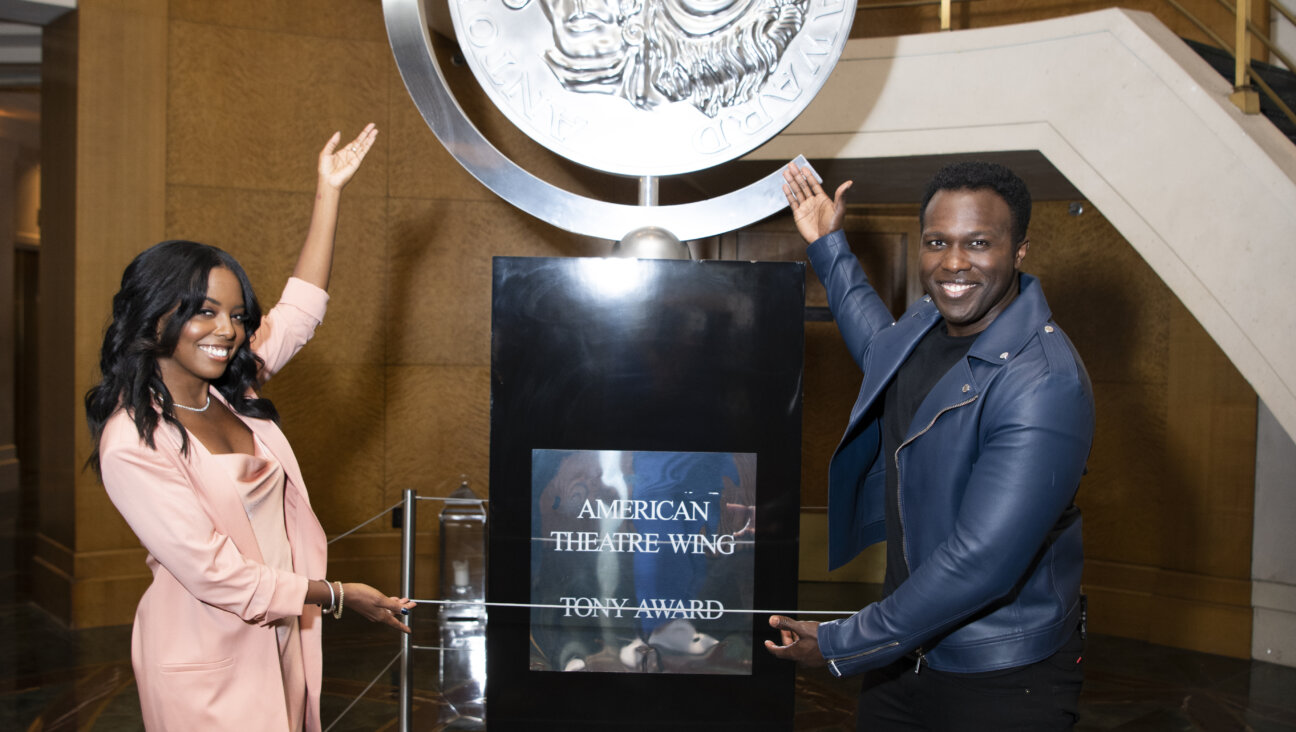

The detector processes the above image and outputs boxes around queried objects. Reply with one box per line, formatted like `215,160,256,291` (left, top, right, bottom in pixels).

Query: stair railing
857,0,1296,129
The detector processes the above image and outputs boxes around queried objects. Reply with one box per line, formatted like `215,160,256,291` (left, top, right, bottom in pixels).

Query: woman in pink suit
85,125,415,731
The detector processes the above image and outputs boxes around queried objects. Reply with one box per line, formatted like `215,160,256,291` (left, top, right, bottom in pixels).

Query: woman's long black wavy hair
85,240,279,474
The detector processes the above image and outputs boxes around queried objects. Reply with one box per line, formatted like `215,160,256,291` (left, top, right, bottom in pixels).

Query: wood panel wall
1033,202,1255,658
40,0,1255,661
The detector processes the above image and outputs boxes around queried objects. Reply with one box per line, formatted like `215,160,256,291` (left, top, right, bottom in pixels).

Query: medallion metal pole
399,489,416,732
639,175,659,207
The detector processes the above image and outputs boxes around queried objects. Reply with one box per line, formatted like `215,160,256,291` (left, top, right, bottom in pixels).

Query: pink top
210,434,305,732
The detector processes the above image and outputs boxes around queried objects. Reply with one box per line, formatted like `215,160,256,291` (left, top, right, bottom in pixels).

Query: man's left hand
764,614,826,667
782,163,851,245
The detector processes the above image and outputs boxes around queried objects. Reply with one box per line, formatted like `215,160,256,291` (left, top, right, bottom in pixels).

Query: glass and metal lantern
438,478,487,728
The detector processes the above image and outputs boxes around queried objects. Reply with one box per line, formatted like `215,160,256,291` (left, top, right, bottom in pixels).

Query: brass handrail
1172,0,1296,125
1165,0,1234,52
1166,0,1232,49
1214,0,1296,75
1234,0,1251,91
855,0,980,10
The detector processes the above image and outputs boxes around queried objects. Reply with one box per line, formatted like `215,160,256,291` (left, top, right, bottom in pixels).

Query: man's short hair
919,161,1032,244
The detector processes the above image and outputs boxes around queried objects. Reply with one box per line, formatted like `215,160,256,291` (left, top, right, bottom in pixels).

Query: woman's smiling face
157,266,248,391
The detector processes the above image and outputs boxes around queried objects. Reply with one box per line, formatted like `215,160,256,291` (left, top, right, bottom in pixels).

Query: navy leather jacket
808,231,1095,676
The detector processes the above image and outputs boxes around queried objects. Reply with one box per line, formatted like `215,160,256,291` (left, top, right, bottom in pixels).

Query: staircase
1186,38,1296,144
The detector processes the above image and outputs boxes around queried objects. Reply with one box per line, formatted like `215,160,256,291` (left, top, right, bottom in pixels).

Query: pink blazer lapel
154,412,265,565
190,457,266,565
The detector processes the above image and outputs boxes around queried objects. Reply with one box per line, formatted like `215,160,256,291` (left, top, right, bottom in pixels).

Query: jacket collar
880,272,1051,372
963,272,1052,364
888,273,1051,441
847,273,1053,431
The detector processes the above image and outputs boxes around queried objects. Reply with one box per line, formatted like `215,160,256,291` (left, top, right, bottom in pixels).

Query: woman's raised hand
318,123,378,191
292,124,377,289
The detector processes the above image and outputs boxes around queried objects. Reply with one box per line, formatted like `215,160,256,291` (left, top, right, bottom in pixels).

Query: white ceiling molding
0,0,74,26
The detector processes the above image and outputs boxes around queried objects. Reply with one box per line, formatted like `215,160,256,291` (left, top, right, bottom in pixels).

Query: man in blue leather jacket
766,161,1095,730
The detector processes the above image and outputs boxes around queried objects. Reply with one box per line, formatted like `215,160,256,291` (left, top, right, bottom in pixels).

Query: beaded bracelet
332,581,345,620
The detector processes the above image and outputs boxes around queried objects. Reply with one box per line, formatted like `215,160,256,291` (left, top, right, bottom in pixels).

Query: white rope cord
322,649,402,732
414,495,489,505
326,496,488,546
327,489,820,547
410,598,858,617
326,500,403,545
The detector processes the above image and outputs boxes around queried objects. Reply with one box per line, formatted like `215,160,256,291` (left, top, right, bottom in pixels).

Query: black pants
856,629,1084,731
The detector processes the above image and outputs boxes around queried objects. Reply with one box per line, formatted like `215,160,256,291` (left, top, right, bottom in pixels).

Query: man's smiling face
919,187,1029,337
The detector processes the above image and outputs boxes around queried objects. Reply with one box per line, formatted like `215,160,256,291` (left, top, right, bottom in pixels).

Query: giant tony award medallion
384,0,854,242
453,0,849,176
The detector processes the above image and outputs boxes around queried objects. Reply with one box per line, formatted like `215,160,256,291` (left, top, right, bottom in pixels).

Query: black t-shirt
881,322,977,596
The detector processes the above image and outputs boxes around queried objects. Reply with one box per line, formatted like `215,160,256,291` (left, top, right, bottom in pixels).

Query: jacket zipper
894,395,979,571
831,640,901,666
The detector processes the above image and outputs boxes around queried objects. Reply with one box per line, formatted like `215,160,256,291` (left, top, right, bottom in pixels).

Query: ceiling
0,0,75,88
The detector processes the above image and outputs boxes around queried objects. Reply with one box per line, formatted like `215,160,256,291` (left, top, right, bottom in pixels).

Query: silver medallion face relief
449,0,854,176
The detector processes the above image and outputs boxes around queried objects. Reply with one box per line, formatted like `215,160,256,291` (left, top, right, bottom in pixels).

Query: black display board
488,257,804,730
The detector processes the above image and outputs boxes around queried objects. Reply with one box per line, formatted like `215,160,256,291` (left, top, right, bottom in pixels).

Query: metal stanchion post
399,489,416,732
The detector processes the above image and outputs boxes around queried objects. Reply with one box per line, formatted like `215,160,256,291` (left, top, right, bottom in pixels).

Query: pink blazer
100,278,331,731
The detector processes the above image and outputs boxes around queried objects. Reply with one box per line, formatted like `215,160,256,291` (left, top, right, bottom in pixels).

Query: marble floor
4,587,1296,731
1,472,1294,732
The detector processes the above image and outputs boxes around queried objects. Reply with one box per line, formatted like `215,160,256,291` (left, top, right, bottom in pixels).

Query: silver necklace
173,394,211,413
